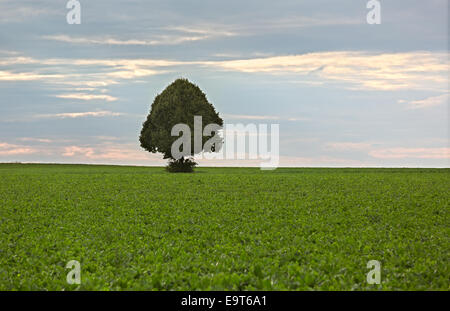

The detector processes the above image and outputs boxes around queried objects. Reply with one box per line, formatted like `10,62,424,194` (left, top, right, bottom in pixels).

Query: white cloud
0,70,63,81
42,26,236,46
400,93,449,109
2,51,447,93
0,143,37,155
223,114,281,120
0,56,38,66
325,142,450,160
61,144,166,164
207,51,449,91
54,93,118,102
0,55,177,87
0,4,58,23
369,148,450,159
325,142,374,151
223,114,308,121
0,50,20,55
18,138,53,143
36,111,124,119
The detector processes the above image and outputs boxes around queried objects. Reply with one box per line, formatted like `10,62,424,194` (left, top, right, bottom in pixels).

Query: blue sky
0,0,448,167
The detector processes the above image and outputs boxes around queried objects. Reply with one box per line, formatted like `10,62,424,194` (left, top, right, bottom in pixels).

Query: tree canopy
139,78,223,170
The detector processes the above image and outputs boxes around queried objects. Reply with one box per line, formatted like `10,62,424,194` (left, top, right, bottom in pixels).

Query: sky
0,0,448,167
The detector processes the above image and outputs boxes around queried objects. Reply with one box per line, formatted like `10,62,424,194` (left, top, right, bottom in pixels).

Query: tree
139,78,223,172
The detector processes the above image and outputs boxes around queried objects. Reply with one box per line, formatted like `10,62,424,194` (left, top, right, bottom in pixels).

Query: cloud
326,143,450,160
399,93,449,109
369,148,450,159
58,80,119,88
2,51,446,92
43,35,205,46
0,70,63,81
0,56,39,66
61,144,166,163
223,114,281,121
54,93,118,102
94,136,122,142
18,138,53,143
223,114,308,121
0,143,37,155
158,17,360,43
208,51,449,91
42,26,237,46
0,55,178,86
0,55,176,104
0,50,20,55
0,3,58,23
258,16,361,29
36,111,124,119
325,142,374,151
105,69,164,79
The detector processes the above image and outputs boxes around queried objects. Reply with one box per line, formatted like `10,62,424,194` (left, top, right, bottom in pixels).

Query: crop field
0,164,448,290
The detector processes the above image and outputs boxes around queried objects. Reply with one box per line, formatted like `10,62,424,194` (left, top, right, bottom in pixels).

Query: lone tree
139,78,223,172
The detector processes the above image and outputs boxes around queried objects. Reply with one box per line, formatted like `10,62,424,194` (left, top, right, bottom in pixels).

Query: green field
0,164,448,290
